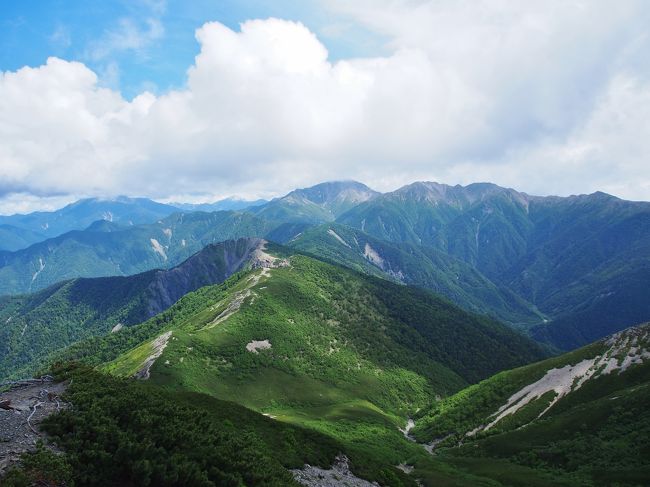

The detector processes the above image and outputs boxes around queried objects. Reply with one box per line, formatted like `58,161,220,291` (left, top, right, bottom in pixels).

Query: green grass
93,251,545,485
412,340,606,443
103,334,157,377
413,335,650,486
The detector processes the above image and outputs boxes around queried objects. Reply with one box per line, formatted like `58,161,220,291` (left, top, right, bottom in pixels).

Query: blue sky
1,0,650,214
0,0,385,98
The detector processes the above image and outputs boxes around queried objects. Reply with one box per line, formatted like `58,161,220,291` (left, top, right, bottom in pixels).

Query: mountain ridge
0,237,266,379
1,179,648,352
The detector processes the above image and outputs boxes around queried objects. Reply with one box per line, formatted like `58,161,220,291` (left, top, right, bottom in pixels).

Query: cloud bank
1,1,650,214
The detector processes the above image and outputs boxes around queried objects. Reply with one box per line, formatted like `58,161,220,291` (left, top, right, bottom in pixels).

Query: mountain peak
390,181,526,207
291,180,378,204
254,181,379,223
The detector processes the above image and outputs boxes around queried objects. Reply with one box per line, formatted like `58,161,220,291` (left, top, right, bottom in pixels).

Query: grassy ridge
96,252,545,485
412,341,605,442
0,239,261,380
444,364,650,485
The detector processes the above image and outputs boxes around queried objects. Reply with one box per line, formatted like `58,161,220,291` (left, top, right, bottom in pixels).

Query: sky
1,0,650,214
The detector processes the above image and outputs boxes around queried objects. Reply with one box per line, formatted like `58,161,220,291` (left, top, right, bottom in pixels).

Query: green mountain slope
337,182,650,347
289,223,541,326
412,323,650,485
64,247,544,484
4,363,344,487
104,248,544,390
0,238,265,380
0,211,274,295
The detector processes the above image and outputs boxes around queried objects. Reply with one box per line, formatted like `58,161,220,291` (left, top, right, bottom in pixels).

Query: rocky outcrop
292,455,380,487
140,238,265,320
134,331,173,380
0,378,68,475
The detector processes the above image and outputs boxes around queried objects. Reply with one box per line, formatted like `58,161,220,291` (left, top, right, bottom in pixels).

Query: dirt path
203,241,289,330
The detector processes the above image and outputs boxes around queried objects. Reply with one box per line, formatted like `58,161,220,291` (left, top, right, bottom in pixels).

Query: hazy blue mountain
0,211,274,295
252,180,379,223
0,238,265,379
172,197,268,212
0,196,180,250
0,224,46,252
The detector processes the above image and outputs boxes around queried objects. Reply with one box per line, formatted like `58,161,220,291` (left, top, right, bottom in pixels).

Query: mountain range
0,180,649,486
43,244,550,485
1,180,649,353
4,242,646,486
0,195,267,251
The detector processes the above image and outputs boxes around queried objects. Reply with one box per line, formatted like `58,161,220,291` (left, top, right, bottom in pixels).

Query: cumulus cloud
1,2,650,214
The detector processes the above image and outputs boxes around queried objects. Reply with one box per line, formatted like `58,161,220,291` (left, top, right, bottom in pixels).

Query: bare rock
0,379,68,475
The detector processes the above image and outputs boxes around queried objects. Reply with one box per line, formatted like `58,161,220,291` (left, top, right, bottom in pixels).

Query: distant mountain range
1,180,649,352
0,195,268,251
334,182,650,349
252,180,378,223
171,197,267,212
0,197,179,250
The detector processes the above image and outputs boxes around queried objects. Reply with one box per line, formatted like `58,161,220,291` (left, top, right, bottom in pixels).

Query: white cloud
49,24,71,49
492,74,650,200
87,17,165,61
0,193,76,216
1,3,650,214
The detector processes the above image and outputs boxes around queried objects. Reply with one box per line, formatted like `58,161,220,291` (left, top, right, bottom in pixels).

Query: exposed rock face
0,379,68,475
134,331,173,380
249,239,290,269
140,238,265,319
246,340,272,354
292,455,381,487
469,323,650,436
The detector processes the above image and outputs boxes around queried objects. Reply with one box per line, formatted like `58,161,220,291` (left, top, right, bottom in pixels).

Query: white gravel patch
134,331,172,380
363,243,384,269
327,229,351,248
150,238,167,260
246,340,272,354
474,324,650,434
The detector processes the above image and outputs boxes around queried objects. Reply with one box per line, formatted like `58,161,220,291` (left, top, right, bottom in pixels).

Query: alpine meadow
1,2,650,486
